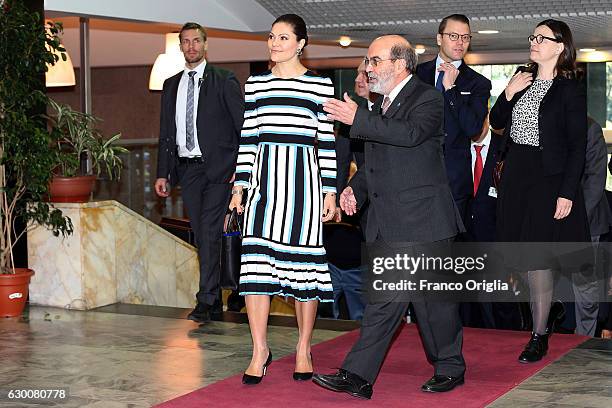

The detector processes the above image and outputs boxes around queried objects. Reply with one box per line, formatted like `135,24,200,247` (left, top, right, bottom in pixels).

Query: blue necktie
435,70,445,92
185,71,196,151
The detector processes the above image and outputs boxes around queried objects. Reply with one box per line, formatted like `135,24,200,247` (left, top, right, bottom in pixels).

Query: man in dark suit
313,35,465,399
334,60,372,222
416,14,491,223
573,116,612,335
155,22,244,323
461,116,525,330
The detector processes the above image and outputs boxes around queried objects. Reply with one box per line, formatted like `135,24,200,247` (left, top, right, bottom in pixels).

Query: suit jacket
156,64,244,185
348,75,464,243
336,97,368,233
582,117,612,236
465,133,503,242
336,96,367,197
416,59,491,205
490,76,587,201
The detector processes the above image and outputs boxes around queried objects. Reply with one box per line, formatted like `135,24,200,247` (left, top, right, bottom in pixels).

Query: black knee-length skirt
497,142,590,244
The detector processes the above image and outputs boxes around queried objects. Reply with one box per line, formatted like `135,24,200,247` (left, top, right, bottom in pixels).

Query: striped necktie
185,71,196,151
381,96,391,114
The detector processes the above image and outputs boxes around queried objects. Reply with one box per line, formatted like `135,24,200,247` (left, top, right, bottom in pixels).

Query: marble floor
0,305,611,408
0,306,346,408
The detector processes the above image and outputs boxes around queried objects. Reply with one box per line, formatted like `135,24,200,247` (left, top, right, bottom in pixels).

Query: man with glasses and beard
313,35,466,399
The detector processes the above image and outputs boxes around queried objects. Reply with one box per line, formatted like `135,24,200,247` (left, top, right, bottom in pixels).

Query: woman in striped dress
229,14,336,384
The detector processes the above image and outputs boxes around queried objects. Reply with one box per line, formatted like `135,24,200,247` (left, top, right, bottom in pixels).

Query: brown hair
179,22,207,42
438,14,470,34
273,14,308,49
533,19,577,79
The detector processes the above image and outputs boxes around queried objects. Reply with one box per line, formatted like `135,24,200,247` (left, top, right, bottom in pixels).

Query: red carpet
156,325,586,408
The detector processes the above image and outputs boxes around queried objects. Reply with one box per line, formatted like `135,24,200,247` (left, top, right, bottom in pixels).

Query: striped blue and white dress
234,70,336,302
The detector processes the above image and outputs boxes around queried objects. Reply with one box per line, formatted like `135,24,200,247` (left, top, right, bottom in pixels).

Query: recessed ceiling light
579,48,596,52
339,36,352,47
414,45,426,54
478,30,499,34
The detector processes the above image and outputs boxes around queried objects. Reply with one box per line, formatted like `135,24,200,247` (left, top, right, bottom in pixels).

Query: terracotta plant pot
49,175,96,203
0,268,35,317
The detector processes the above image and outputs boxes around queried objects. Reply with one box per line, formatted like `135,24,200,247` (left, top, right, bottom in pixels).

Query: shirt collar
435,55,462,70
471,131,491,147
184,59,207,78
386,74,412,104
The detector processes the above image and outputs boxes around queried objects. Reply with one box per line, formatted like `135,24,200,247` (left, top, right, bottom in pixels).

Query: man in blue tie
416,14,491,224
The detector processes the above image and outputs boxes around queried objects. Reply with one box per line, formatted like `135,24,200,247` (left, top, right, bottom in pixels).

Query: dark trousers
178,162,231,306
341,236,465,384
342,299,465,384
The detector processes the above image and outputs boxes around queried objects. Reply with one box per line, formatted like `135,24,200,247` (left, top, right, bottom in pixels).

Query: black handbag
220,208,242,290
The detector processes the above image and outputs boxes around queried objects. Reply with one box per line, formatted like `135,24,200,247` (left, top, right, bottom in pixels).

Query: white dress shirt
434,55,462,85
385,74,412,105
471,131,491,180
176,60,206,158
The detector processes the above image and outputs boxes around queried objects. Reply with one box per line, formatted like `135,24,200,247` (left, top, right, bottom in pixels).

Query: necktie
473,145,484,196
435,70,445,92
185,71,196,152
381,96,391,115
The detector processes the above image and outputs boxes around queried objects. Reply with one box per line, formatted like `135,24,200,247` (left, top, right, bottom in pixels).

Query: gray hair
390,42,418,73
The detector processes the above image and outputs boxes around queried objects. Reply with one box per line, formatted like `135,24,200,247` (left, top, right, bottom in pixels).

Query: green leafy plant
0,0,73,273
46,99,128,180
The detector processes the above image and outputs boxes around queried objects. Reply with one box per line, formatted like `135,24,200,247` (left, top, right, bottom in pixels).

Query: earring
297,48,302,56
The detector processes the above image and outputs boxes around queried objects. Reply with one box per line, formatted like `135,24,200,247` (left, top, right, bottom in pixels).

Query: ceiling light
339,36,352,47
414,45,426,54
149,33,184,91
579,48,596,52
45,21,76,87
478,30,499,34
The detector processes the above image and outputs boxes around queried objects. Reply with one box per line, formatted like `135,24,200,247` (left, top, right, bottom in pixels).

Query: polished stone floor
489,337,612,408
1,305,611,408
0,306,345,408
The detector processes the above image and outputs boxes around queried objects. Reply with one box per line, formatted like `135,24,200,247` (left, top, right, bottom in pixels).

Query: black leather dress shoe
518,332,549,363
312,369,373,399
421,375,465,393
187,302,221,323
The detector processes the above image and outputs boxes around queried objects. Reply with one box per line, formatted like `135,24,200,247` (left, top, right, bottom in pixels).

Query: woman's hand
504,72,533,101
322,193,337,222
554,197,573,220
229,187,244,214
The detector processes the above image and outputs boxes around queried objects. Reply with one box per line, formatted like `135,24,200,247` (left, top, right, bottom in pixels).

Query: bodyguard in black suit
416,14,491,222
313,35,465,399
155,23,244,322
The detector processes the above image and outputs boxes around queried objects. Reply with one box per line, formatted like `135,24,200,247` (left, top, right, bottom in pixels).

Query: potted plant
0,0,73,317
45,99,128,202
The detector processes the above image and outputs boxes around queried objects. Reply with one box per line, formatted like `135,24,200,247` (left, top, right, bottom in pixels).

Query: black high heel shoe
242,350,272,385
293,352,313,381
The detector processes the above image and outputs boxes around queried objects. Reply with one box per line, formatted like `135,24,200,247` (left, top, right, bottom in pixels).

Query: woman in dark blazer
490,19,588,363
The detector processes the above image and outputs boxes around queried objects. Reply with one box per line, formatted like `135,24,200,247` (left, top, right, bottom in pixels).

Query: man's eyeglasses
441,32,472,42
528,34,561,44
363,56,396,68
